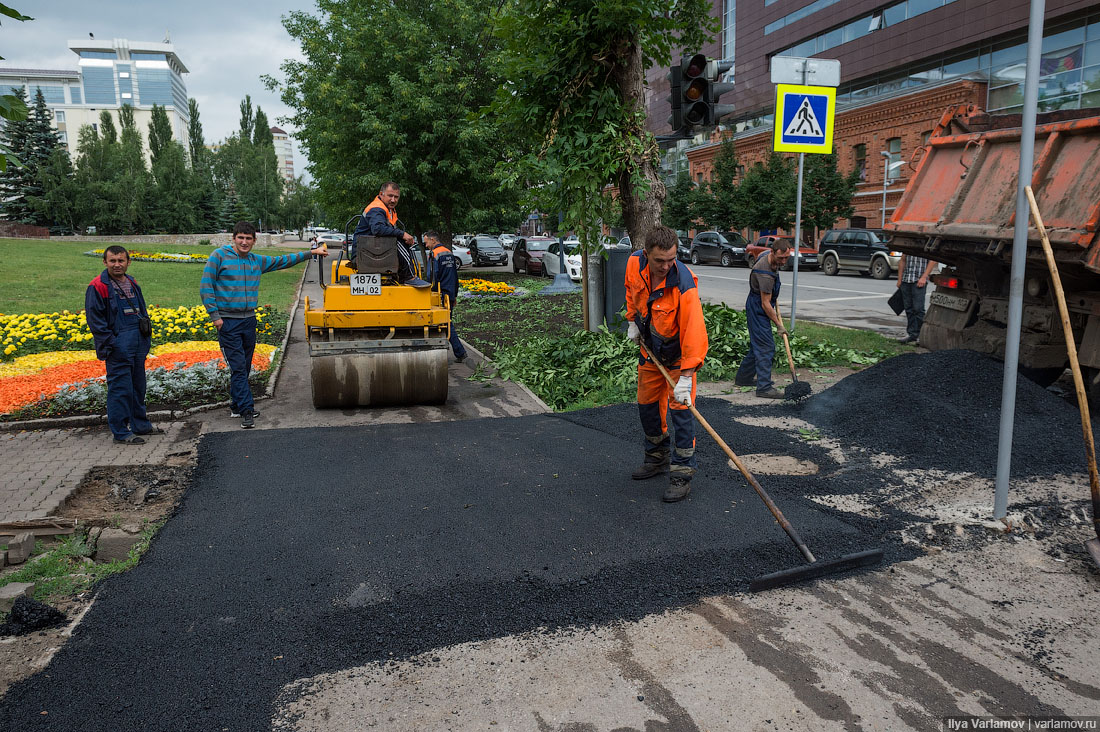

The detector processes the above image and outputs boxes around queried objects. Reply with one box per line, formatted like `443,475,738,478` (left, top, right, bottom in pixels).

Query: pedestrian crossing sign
773,84,836,154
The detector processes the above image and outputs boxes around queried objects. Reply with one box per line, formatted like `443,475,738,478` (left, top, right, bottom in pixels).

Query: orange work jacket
624,249,708,371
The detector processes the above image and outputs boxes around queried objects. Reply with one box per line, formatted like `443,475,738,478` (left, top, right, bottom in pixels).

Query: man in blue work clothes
201,222,328,428
424,230,467,363
735,239,792,399
85,246,158,444
351,181,429,287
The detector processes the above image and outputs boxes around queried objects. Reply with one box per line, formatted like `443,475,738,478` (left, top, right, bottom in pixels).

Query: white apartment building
0,37,190,159
270,126,295,184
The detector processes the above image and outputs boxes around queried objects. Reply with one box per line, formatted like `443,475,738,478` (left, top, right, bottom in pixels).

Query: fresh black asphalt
0,398,907,730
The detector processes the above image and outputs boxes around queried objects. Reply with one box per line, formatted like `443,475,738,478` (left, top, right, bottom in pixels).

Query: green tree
271,0,515,244
187,97,220,231
0,86,33,221
492,0,715,256
280,176,314,236
30,146,79,232
252,108,273,147
799,152,859,234
697,138,745,231
662,171,702,233
116,106,150,233
219,182,250,230
148,104,196,233
72,123,118,232
0,4,33,172
739,152,796,233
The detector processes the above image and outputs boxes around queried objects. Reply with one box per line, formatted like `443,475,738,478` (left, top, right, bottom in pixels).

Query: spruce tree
0,86,33,222
23,87,63,225
219,183,250,230
30,146,79,233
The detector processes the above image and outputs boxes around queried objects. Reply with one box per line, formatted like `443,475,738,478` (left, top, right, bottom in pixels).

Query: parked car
452,245,471,268
512,237,555,275
467,236,507,266
453,234,473,248
315,232,349,250
499,233,518,249
543,240,582,281
689,231,748,267
677,237,692,262
745,235,820,271
817,228,902,279
617,236,632,249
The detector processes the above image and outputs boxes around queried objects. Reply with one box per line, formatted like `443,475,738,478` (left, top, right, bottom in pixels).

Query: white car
543,240,582,282
453,245,472,268
499,234,517,249
315,232,349,249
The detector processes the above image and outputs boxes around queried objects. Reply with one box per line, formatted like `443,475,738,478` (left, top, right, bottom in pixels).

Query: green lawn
0,239,308,314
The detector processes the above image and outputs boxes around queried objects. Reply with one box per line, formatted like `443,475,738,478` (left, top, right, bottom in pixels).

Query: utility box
602,248,632,332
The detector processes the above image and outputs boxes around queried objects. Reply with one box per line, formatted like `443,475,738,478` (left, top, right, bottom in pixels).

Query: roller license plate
350,273,381,296
930,291,970,312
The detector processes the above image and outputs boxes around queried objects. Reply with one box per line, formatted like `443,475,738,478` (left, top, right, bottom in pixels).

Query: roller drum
310,345,449,407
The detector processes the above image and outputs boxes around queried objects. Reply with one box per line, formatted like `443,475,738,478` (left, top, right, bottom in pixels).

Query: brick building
645,0,1100,241
686,78,988,234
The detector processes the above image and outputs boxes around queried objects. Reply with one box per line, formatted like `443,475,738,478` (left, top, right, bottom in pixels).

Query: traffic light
681,53,708,127
705,59,735,124
665,65,683,132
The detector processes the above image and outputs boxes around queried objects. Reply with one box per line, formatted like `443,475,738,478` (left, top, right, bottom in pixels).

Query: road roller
303,228,451,408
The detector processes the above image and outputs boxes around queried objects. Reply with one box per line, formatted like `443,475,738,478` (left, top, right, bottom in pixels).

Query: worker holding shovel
625,226,709,503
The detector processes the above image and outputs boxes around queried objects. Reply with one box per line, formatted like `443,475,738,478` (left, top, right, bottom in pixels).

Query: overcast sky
4,0,317,176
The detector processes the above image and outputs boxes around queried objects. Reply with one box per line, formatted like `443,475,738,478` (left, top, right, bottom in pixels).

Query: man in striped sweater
201,221,328,428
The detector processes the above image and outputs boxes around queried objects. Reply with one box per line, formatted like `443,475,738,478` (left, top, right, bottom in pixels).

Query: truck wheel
822,254,838,276
871,257,890,279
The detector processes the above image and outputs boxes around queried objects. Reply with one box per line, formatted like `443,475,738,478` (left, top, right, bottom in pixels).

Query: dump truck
302,230,451,408
886,104,1100,402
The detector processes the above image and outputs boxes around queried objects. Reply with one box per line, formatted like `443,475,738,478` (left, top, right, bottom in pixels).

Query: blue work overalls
736,261,780,393
103,281,153,439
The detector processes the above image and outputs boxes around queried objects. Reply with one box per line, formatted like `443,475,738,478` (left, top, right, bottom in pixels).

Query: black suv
689,231,748,267
817,229,902,279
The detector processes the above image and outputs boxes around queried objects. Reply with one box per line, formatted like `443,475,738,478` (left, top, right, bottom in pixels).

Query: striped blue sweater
200,245,309,320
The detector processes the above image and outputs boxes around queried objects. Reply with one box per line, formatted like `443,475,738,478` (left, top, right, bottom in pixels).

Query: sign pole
790,152,803,331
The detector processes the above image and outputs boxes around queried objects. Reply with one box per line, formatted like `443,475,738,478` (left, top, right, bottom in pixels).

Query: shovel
638,343,883,591
775,305,812,402
1026,187,1100,568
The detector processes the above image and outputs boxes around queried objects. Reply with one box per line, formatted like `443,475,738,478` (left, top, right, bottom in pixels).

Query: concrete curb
0,270,307,433
459,338,552,413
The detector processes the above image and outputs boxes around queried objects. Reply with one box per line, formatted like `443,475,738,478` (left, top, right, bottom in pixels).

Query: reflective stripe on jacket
428,245,459,299
624,249,708,370
353,196,405,240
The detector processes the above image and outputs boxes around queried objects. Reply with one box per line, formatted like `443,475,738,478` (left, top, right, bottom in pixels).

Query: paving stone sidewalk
0,422,194,521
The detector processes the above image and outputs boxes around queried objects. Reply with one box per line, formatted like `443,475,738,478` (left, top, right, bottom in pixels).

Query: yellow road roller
303,231,451,408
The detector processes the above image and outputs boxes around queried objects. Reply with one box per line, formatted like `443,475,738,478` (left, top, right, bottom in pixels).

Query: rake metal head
784,380,813,402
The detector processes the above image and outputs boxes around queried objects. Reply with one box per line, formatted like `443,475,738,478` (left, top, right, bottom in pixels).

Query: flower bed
84,249,208,263
458,278,516,296
1,305,276,361
1,341,277,419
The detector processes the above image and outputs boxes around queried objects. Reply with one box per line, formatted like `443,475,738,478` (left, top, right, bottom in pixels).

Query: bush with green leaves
491,303,890,411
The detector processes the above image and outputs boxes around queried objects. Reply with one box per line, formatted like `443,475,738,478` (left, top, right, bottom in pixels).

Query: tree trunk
610,38,665,252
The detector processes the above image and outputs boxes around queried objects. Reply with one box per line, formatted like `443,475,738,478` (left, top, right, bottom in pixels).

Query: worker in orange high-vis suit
625,225,709,503
351,181,430,288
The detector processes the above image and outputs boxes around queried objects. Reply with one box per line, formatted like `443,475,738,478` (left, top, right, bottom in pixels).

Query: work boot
404,277,431,288
631,461,668,480
756,387,784,399
662,477,692,503
734,375,756,387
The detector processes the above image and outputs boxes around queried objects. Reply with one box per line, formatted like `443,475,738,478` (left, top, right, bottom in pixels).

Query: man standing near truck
425,230,467,363
896,253,937,345
735,240,792,398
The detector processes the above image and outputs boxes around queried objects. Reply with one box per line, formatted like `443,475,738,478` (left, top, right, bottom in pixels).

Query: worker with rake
735,239,792,399
625,226,709,503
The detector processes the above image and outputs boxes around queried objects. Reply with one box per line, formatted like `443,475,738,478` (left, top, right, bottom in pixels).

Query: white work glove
627,322,641,344
674,373,693,406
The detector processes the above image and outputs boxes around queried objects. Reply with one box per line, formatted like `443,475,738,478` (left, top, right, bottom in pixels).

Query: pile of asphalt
0,597,66,636
797,349,1093,478
0,404,913,730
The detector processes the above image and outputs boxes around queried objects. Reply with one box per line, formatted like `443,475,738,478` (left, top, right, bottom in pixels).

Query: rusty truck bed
887,104,1100,273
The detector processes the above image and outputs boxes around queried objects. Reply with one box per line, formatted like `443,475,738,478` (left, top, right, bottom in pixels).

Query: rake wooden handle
1025,186,1100,542
775,305,798,381
638,343,815,563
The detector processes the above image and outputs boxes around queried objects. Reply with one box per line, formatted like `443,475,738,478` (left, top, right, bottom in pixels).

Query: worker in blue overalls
735,239,792,399
85,245,157,443
424,230,467,363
